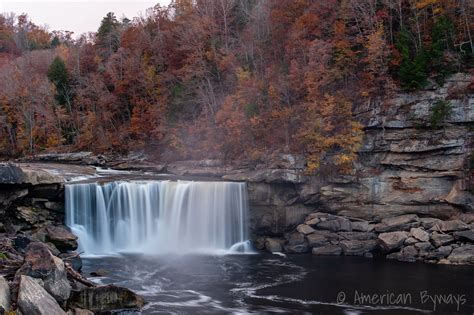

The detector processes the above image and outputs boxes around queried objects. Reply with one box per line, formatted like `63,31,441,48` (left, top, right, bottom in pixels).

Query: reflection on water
82,254,474,314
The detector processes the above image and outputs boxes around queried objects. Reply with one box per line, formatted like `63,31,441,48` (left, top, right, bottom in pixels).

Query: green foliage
429,100,451,129
429,16,455,84
97,12,120,55
396,28,428,90
397,16,456,90
0,252,7,260
47,56,70,105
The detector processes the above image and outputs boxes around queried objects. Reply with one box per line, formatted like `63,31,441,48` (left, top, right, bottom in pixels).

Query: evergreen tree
47,56,70,106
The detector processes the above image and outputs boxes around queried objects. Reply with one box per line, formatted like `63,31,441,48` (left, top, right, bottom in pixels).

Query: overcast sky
1,0,171,36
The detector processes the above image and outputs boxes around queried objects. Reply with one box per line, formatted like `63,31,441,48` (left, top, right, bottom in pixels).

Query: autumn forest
0,0,472,172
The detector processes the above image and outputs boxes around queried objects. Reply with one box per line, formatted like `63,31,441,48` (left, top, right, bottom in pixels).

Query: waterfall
65,180,252,255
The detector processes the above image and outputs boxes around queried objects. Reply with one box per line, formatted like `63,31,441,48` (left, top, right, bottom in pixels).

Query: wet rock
16,206,43,225
453,230,474,242
89,269,108,277
430,232,454,247
18,275,66,315
285,243,309,253
427,245,453,260
439,220,470,232
264,238,283,252
339,240,377,256
16,242,71,302
387,245,417,262
0,276,11,313
378,231,409,252
410,227,430,242
306,234,329,247
312,244,342,256
374,215,419,232
447,245,474,264
296,224,315,235
67,285,145,313
45,226,78,251
415,242,434,257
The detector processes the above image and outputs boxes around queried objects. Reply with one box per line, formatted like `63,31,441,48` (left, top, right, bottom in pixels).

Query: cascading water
65,180,252,255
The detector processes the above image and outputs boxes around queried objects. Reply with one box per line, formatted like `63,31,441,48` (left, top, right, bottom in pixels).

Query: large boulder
16,242,71,302
378,231,409,252
447,245,474,264
18,275,66,315
45,226,78,251
410,227,430,242
374,215,419,232
264,238,284,252
430,232,454,247
67,285,145,313
339,240,377,256
0,276,11,313
312,244,342,256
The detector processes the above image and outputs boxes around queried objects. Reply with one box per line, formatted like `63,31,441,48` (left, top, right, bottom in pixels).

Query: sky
0,0,171,37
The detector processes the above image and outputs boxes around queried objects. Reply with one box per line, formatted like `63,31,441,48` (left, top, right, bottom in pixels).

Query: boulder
351,220,372,232
437,220,469,232
415,242,434,258
315,216,352,232
285,243,309,253
375,215,419,232
306,234,329,248
312,244,342,256
426,245,453,260
339,240,377,256
430,232,454,247
453,230,474,242
420,218,442,229
0,276,11,313
386,245,417,262
16,242,71,302
338,232,377,241
447,245,474,264
305,217,320,226
296,224,315,235
286,232,305,246
378,231,409,252
45,226,78,251
67,285,145,313
18,275,66,315
59,252,83,272
410,227,430,242
404,237,418,245
264,238,283,252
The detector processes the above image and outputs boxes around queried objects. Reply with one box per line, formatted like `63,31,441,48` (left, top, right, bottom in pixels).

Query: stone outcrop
17,275,66,315
0,276,11,313
67,285,145,313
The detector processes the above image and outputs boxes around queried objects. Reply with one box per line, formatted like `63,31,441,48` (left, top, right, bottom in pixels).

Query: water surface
82,254,474,314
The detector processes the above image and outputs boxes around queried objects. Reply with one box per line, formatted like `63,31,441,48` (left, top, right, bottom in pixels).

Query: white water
65,180,252,255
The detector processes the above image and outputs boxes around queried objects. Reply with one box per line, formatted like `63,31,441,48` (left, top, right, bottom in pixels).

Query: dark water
82,253,474,314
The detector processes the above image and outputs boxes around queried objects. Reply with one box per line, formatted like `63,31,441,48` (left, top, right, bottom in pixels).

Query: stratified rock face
18,275,66,315
0,276,11,313
0,163,63,185
16,242,71,302
67,285,145,313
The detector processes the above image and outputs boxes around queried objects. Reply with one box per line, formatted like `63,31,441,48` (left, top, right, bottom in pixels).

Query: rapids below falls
65,180,473,314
